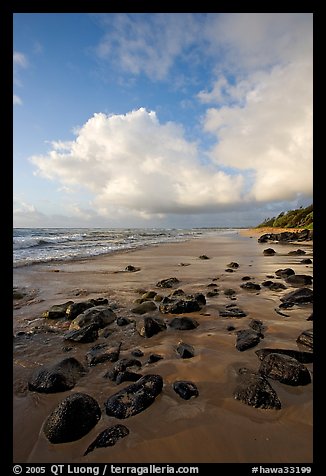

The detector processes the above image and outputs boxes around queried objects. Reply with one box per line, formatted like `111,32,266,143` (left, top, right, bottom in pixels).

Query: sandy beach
13,229,313,464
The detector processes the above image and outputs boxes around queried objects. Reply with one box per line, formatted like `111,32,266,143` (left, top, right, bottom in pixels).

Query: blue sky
13,13,313,228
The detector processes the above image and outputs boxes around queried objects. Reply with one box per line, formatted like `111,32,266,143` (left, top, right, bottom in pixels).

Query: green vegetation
256,204,313,229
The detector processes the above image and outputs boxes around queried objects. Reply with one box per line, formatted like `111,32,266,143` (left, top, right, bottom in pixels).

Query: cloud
30,108,244,218
13,51,28,68
13,94,22,105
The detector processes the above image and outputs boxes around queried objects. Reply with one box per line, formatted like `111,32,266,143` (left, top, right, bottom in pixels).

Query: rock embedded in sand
86,342,122,366
28,357,86,393
156,277,180,288
224,288,236,296
285,275,313,287
240,282,261,291
199,255,209,260
249,319,265,334
42,301,74,319
116,317,131,326
131,301,157,315
84,424,129,456
241,276,252,281
103,358,142,381
206,290,219,298
235,329,261,351
255,348,313,364
168,317,199,330
233,368,281,410
259,353,311,386
219,306,247,318
44,393,101,444
280,287,313,305
275,268,295,278
173,381,199,400
300,258,312,264
263,248,276,256
115,371,143,385
258,230,312,243
226,262,239,268
296,329,313,350
69,305,117,330
288,249,306,256
131,349,144,357
105,374,163,419
146,354,163,364
125,265,140,272
141,291,157,300
64,324,99,343
159,297,200,314
176,341,195,359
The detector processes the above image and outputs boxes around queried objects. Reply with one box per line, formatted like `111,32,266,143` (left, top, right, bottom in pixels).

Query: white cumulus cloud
13,94,22,105
30,108,244,218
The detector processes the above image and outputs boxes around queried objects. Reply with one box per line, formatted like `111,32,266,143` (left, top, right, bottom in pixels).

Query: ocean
13,227,238,267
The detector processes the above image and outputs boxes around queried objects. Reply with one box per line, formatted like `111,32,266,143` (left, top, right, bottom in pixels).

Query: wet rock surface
255,348,313,364
259,353,311,386
280,288,313,305
168,317,199,330
44,393,101,443
233,368,281,410
176,341,195,359
173,381,199,400
28,357,86,393
84,424,129,456
105,374,163,419
235,329,261,351
296,329,313,349
86,343,122,366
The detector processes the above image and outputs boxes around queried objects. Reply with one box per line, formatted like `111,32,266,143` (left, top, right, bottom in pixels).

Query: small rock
168,317,199,330
255,348,313,364
125,265,140,272
227,262,239,268
224,288,236,296
240,282,261,291
241,276,252,281
66,301,94,320
280,287,313,304
86,343,122,366
263,248,276,256
288,249,306,256
64,324,99,343
199,255,209,260
227,325,236,331
141,291,157,300
156,277,180,288
225,268,234,273
137,316,167,338
275,268,295,278
236,329,261,351
131,349,144,357
173,381,199,400
300,258,312,264
131,301,157,315
176,342,195,359
249,319,265,334
42,301,74,319
206,290,219,298
103,359,142,381
69,306,116,330
84,424,129,456
296,329,313,350
219,306,247,318
285,275,313,287
146,354,163,364
116,317,131,326
115,371,143,385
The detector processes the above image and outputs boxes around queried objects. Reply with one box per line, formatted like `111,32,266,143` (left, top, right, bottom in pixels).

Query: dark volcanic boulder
28,357,86,393
146,354,164,364
233,369,281,409
156,277,180,288
240,282,261,291
131,301,157,315
296,329,313,349
249,319,265,334
168,317,199,330
235,329,261,351
131,349,144,357
285,275,313,287
262,281,286,291
173,381,199,400
86,343,122,366
105,375,163,419
66,301,95,320
70,305,116,330
176,341,195,359
84,424,129,456
44,393,101,443
255,348,313,364
42,301,74,319
125,265,140,272
116,317,131,326
219,306,247,318
159,298,200,314
280,287,313,305
275,268,295,278
64,324,99,343
199,255,209,260
300,258,312,264
115,371,143,385
137,317,167,338
224,288,236,296
259,353,311,386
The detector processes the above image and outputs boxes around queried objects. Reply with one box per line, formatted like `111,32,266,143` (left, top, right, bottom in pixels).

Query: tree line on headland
256,204,313,229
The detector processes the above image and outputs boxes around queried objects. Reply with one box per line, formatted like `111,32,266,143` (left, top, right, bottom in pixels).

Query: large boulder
84,424,129,456
44,393,101,443
255,348,313,364
105,375,163,419
285,275,313,287
233,368,281,409
69,305,116,330
259,353,311,386
280,288,313,305
28,357,86,393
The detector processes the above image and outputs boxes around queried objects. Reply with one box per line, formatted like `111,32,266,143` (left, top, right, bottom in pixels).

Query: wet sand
13,230,313,463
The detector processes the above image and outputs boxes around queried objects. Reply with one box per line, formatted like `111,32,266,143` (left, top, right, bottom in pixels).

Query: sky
13,13,313,228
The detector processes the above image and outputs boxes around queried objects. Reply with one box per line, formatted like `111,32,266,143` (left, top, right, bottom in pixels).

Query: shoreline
13,230,313,463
